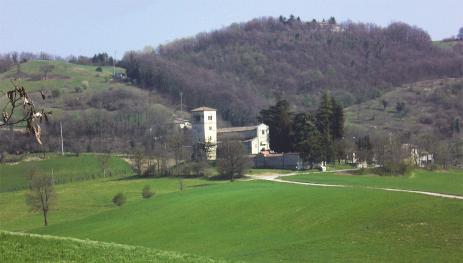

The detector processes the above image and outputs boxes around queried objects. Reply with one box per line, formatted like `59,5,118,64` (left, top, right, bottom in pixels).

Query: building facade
191,106,271,158
191,107,217,160
217,124,270,155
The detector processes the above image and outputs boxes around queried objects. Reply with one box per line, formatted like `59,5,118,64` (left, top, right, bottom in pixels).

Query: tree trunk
43,209,48,226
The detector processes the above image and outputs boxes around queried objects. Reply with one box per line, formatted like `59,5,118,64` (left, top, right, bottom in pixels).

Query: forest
119,16,463,125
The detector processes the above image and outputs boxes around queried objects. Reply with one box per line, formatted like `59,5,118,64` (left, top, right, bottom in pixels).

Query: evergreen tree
258,100,293,153
316,93,333,134
292,113,322,166
331,97,344,140
315,93,335,162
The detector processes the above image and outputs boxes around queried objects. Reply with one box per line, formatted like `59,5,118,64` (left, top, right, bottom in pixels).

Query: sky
0,0,462,58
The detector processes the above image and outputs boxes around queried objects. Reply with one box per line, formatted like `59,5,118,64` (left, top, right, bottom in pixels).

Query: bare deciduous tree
1,79,50,144
39,64,55,80
168,131,187,175
217,140,251,181
133,150,145,175
25,170,56,226
97,151,112,177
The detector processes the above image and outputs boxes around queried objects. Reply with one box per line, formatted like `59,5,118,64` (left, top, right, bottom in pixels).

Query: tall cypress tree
258,100,293,153
292,112,322,166
331,97,344,140
316,93,333,135
315,93,334,162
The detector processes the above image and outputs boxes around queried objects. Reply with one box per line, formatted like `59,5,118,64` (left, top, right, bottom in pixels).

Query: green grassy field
0,175,219,231
1,180,458,262
283,169,463,196
0,153,132,192
0,231,226,263
1,156,462,262
0,60,125,94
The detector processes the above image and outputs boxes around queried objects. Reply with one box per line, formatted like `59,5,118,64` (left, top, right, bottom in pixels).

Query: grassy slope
345,77,463,136
0,232,226,263
17,180,462,263
283,169,463,195
432,40,461,50
0,60,125,94
0,60,173,122
0,153,132,192
0,61,123,119
0,176,219,231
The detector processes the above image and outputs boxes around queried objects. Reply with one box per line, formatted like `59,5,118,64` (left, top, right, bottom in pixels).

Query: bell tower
191,106,217,160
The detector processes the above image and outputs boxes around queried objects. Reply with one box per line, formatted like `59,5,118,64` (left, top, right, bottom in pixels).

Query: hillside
119,17,463,125
0,153,132,192
0,231,226,263
345,77,463,140
0,60,176,153
1,158,462,262
24,180,463,262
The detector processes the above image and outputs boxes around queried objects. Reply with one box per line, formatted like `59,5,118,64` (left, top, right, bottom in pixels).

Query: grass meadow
0,153,132,192
0,60,126,94
0,155,462,262
0,231,227,263
283,169,463,195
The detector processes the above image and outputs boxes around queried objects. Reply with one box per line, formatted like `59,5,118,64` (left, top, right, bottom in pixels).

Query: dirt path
248,171,463,201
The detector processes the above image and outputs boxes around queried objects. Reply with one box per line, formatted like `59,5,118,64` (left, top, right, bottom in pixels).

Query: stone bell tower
191,106,217,160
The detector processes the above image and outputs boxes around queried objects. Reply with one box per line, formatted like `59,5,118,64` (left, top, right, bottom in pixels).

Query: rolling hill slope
0,231,227,263
0,60,176,153
29,180,463,263
345,77,463,139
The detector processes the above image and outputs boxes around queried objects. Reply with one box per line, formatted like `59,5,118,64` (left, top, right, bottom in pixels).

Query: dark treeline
68,52,115,67
119,17,463,125
258,93,345,165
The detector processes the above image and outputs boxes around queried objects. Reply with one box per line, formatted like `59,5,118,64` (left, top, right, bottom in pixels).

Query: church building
190,106,270,160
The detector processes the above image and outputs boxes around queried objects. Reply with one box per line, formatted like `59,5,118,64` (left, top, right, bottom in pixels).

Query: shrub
51,89,61,98
95,67,103,72
112,192,126,206
81,80,89,89
142,185,154,199
377,161,414,176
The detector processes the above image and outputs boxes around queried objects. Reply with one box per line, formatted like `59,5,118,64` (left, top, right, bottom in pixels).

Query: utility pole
113,50,117,77
60,121,64,156
180,91,183,113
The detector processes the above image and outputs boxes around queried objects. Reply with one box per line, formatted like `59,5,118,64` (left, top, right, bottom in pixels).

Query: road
248,170,463,200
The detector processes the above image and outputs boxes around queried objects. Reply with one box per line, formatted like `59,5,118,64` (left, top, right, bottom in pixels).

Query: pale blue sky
0,0,461,57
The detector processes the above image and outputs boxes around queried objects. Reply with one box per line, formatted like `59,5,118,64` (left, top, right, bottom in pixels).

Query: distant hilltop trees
0,52,115,74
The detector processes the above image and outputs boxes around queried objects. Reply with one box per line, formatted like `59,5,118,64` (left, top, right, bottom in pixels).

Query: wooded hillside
120,17,463,125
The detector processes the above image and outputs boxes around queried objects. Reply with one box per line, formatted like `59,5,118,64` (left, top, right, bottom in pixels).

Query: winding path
249,170,463,201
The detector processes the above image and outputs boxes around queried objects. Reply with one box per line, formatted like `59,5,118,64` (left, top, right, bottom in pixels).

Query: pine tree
258,100,293,153
316,93,333,134
331,97,344,140
315,93,335,162
292,113,322,166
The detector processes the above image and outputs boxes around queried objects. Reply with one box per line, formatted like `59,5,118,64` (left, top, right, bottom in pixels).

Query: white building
191,107,217,160
217,124,270,155
190,106,271,159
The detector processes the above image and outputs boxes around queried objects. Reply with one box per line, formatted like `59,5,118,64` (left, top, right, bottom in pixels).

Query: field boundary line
249,172,463,200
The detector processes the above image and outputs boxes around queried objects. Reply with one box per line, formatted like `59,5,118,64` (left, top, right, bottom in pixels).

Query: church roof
217,125,258,133
191,106,216,112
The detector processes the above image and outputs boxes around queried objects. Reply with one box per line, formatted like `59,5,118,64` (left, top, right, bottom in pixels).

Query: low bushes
142,185,154,199
112,193,126,206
